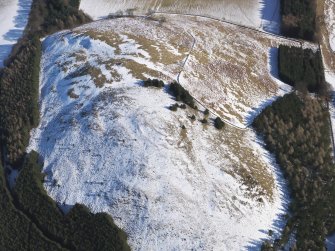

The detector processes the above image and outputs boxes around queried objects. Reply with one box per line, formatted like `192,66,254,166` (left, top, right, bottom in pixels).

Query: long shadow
0,0,32,67
259,0,281,34
3,0,32,42
0,44,13,67
269,47,279,79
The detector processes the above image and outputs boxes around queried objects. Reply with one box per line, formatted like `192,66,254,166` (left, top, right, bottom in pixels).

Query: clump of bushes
143,78,164,88
214,117,225,130
200,118,208,124
179,104,187,109
169,82,196,109
169,103,179,111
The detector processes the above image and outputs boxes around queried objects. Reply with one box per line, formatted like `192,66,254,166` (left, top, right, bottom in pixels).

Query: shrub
204,109,209,115
214,117,225,130
200,118,208,124
169,103,178,111
169,82,196,109
179,104,187,109
143,78,164,88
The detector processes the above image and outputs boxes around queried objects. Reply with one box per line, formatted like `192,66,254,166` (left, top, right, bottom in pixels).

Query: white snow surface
325,0,335,52
79,0,280,33
0,0,32,67
28,26,289,250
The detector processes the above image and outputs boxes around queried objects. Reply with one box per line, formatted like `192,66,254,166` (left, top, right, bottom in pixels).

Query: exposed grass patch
122,59,162,80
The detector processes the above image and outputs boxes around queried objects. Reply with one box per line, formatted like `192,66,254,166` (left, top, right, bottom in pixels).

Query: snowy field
325,0,335,52
27,16,291,250
80,0,281,33
0,0,32,67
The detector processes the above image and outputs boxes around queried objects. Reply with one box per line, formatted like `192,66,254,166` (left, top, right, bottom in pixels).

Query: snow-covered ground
28,17,290,250
80,0,281,33
325,0,335,52
0,0,32,67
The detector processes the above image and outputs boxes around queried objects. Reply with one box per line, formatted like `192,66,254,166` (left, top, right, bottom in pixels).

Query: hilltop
27,16,291,250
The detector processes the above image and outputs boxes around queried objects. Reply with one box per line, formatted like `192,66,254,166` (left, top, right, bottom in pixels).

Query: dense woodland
0,0,130,250
0,156,65,250
280,0,316,40
254,93,335,250
278,45,327,95
0,37,41,165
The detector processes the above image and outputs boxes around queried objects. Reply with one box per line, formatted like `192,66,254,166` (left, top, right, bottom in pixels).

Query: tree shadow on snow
0,0,32,67
0,44,13,67
259,0,281,34
3,0,32,42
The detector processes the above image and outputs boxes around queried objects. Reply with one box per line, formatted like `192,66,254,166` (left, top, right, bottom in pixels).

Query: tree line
280,0,316,41
254,93,335,250
278,45,327,96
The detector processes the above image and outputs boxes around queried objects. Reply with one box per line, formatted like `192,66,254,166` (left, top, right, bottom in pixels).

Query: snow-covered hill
28,16,290,250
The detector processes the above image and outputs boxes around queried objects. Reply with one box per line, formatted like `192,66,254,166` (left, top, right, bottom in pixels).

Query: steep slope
28,17,289,250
